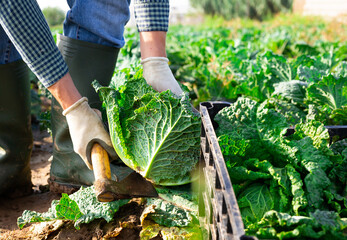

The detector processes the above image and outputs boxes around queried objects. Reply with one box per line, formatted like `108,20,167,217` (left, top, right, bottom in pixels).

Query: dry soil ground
0,127,148,240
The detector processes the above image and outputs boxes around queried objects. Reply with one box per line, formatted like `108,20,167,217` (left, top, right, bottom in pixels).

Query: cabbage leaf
93,68,200,185
17,186,129,230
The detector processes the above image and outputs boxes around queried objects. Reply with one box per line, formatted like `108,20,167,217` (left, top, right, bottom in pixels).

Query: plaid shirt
0,0,169,88
134,0,169,32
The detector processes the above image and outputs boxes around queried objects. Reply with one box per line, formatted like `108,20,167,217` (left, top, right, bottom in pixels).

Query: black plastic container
199,101,257,240
286,125,347,142
198,101,347,240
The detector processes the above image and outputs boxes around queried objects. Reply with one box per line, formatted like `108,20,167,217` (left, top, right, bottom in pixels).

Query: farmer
0,0,182,197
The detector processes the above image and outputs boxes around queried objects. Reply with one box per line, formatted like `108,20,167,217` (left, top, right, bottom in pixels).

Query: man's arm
0,0,115,169
133,0,183,96
139,31,167,59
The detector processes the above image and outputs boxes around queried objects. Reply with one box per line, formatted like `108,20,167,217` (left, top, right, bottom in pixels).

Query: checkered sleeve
0,0,68,88
134,0,169,32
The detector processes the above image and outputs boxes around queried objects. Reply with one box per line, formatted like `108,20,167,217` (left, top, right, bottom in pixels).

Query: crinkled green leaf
227,166,272,183
290,137,333,172
218,136,249,160
17,200,58,229
330,106,347,125
140,220,204,240
224,158,273,184
250,210,347,239
243,158,273,173
218,135,272,166
328,144,347,194
304,168,331,210
290,120,330,149
261,51,294,82
333,61,347,78
306,74,347,125
141,198,195,228
55,193,83,223
268,167,291,197
155,186,198,214
286,164,308,215
141,186,198,228
292,43,319,57
330,159,347,187
215,97,288,164
330,139,347,156
263,98,306,125
215,97,259,139
68,186,129,228
289,137,332,209
94,68,200,185
215,97,287,144
17,186,129,230
272,80,308,105
297,65,327,83
238,183,274,224
307,74,347,110
140,186,203,240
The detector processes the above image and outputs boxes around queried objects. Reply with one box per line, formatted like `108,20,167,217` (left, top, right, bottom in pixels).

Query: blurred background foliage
42,7,65,27
190,0,293,20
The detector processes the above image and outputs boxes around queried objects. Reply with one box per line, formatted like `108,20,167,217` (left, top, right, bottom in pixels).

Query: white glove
63,97,117,170
141,57,183,96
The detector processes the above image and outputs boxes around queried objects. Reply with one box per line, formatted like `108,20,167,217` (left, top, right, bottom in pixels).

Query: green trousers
49,35,121,194
0,60,33,197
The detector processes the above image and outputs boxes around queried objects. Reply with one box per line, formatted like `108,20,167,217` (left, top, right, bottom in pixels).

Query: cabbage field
120,16,347,127
24,15,347,239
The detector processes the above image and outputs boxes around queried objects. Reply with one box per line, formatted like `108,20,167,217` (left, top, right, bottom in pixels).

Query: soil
0,127,152,240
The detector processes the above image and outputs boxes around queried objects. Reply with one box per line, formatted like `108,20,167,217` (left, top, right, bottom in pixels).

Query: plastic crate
198,101,257,240
286,125,347,142
198,101,347,240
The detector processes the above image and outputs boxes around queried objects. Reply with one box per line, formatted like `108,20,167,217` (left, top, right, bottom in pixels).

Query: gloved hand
141,57,183,96
63,97,117,170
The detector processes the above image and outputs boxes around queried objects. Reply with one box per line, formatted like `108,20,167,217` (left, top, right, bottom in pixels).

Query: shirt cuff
134,0,169,32
27,47,69,88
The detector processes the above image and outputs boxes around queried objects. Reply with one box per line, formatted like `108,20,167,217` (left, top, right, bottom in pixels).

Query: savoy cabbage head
93,67,200,186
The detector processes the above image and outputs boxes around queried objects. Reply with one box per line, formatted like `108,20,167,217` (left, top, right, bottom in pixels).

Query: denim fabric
64,0,131,48
0,25,21,64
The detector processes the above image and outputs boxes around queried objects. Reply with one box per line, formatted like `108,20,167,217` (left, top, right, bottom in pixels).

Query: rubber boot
0,60,33,197
49,35,122,194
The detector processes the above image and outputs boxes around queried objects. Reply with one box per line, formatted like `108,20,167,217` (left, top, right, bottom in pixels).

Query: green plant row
121,24,347,126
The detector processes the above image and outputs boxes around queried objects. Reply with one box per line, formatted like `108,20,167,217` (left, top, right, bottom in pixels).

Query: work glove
142,57,200,114
141,57,183,96
63,97,117,170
